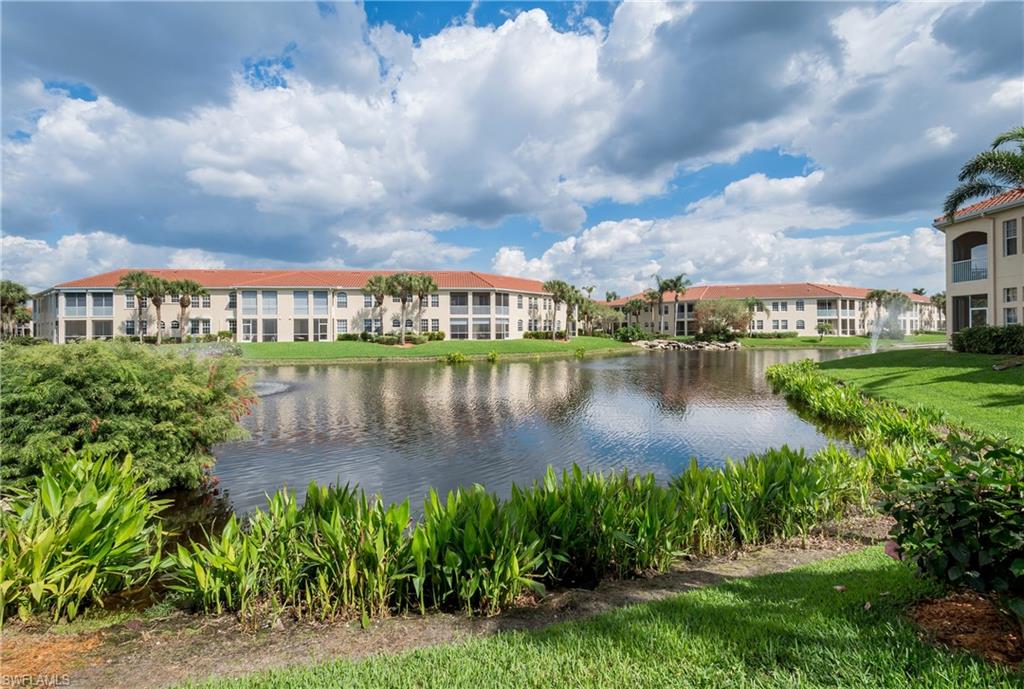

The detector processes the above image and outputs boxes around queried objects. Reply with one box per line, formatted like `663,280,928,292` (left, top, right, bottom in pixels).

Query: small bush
952,324,1024,355
442,351,469,365
359,331,374,342
216,330,233,340
406,335,428,345
0,453,168,624
574,346,586,359
882,436,1024,622
694,330,737,343
745,331,799,339
426,331,446,341
524,331,566,340
1,336,45,346
614,325,653,342
486,350,499,363
373,335,399,346
336,333,360,341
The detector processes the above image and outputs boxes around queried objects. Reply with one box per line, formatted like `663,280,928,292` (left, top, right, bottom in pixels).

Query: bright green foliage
486,350,499,363
0,453,167,624
614,325,652,342
443,351,469,364
883,436,1024,624
0,341,255,491
952,324,1024,354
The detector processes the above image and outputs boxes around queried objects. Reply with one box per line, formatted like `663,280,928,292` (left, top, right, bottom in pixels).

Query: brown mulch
909,591,1023,667
1,632,102,678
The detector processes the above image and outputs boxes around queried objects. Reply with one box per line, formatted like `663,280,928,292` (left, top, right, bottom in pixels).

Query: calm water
210,349,856,513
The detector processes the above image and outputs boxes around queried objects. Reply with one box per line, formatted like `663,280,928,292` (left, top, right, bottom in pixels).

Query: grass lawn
239,335,633,361
820,349,1024,443
739,333,948,349
184,548,1019,689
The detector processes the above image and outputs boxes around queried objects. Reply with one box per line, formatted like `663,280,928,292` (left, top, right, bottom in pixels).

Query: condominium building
32,269,568,343
604,283,943,337
933,188,1024,332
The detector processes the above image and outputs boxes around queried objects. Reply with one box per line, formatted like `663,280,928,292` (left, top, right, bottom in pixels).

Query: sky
2,1,1022,295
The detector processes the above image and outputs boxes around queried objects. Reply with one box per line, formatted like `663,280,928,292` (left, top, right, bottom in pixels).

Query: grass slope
738,333,947,349
820,350,1024,442
240,336,632,361
184,549,1019,689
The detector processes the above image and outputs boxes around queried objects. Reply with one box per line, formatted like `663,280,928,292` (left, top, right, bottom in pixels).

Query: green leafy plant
952,325,1024,355
442,351,469,365
486,350,499,363
0,453,168,624
614,325,652,342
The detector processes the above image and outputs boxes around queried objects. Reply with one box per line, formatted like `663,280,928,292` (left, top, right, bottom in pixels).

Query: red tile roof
934,188,1024,224
54,268,552,293
603,283,934,305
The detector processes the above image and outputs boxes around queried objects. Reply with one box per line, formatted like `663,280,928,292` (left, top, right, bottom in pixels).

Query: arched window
517,319,523,332
170,320,180,331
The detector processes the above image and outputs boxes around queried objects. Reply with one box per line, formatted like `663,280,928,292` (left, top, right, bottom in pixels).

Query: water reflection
213,349,855,513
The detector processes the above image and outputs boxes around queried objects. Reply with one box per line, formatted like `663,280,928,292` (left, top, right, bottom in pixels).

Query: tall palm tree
0,279,30,339
170,279,209,341
659,274,691,336
623,298,645,326
116,271,152,342
643,289,661,332
741,296,766,331
139,275,170,345
542,279,571,339
564,286,582,339
943,125,1024,221
929,291,947,330
362,275,390,337
385,273,416,345
412,273,438,334
604,290,619,303
911,287,926,295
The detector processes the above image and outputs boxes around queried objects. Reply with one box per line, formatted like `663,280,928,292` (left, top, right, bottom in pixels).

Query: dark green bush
0,341,254,491
359,331,374,341
216,330,233,340
614,325,652,342
882,436,1024,622
426,331,446,341
524,330,566,340
405,335,428,345
694,329,737,343
336,333,360,341
373,335,399,345
952,324,1024,355
745,331,798,339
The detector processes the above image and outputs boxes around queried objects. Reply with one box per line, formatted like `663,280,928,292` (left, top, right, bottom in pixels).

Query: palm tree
912,287,926,296
929,291,947,330
542,279,571,340
412,274,438,335
139,275,170,345
564,286,582,339
116,271,152,342
623,298,645,326
362,275,390,337
816,322,833,342
660,274,691,336
605,290,619,303
0,279,30,339
943,125,1024,221
385,273,416,345
643,289,661,332
170,279,209,342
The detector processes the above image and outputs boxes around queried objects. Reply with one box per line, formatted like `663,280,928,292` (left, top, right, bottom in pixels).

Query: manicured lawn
184,549,1019,689
820,350,1024,443
240,335,633,361
739,333,948,349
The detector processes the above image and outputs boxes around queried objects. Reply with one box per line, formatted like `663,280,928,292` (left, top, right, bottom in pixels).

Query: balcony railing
472,305,491,315
450,305,468,315
817,309,838,318
840,309,856,317
952,258,987,283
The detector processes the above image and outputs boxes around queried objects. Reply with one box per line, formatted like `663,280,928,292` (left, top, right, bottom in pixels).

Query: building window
772,320,779,330
450,319,469,339
263,290,277,315
242,319,258,342
294,319,309,341
517,319,523,332
363,318,373,333
336,292,348,308
190,319,201,335
227,293,236,309
421,319,429,332
472,292,491,314
242,291,258,316
364,294,374,308
392,318,401,329
431,319,440,332
405,319,413,329
262,319,278,342
517,294,523,309
313,291,328,316
1006,308,1019,325
430,293,439,307
140,320,148,336
1005,287,1018,303
336,320,348,334
138,295,148,309
125,320,135,336
227,319,236,335
795,300,804,311
495,319,509,340
781,320,789,329
126,292,135,309
202,295,211,308
796,320,805,330
780,301,788,312
170,320,180,332
294,291,309,316
202,319,211,335
756,320,763,330
1004,219,1018,256
450,292,469,314
92,292,114,317
495,293,509,315
771,301,779,312
392,295,401,303
65,292,87,317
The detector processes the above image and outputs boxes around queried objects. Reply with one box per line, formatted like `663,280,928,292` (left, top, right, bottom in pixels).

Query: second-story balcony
952,258,987,283
840,309,856,317
817,309,838,318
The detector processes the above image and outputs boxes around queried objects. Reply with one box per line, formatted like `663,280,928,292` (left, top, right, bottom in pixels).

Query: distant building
603,283,944,337
33,269,568,343
933,188,1024,333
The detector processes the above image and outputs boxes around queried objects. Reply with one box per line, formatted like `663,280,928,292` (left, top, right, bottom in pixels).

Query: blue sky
2,1,1022,293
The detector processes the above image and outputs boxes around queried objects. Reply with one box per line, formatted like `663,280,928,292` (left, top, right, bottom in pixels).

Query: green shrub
745,331,798,339
524,331,566,340
694,330,737,343
614,325,652,342
406,335,428,345
373,335,399,345
0,453,168,624
882,436,1024,623
442,351,469,365
336,333,360,341
216,330,233,340
574,346,586,359
1,336,46,346
425,331,446,341
952,324,1024,355
359,331,374,341
486,350,499,363
0,341,254,491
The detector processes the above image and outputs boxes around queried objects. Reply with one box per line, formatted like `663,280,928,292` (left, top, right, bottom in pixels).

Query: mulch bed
909,591,1023,667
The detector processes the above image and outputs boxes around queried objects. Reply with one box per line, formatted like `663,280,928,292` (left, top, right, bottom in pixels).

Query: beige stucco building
32,269,568,344
605,283,944,337
933,188,1024,333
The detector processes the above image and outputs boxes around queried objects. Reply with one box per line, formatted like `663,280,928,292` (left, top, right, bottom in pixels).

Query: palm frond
957,149,1024,186
991,125,1024,150
942,180,1007,221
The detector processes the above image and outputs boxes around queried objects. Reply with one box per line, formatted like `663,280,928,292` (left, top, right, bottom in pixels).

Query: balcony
817,309,838,318
472,305,491,315
840,309,856,317
952,258,987,283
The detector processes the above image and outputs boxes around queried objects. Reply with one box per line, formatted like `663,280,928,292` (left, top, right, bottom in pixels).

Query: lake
210,348,856,513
